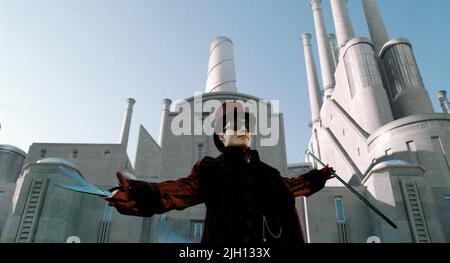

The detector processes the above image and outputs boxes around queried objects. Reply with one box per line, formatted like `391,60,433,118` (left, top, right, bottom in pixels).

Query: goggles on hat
223,118,250,132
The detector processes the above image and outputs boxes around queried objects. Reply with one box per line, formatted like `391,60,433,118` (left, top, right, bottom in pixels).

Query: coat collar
221,147,260,164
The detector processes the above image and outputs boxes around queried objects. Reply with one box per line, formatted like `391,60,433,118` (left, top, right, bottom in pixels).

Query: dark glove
107,172,139,216
108,172,160,217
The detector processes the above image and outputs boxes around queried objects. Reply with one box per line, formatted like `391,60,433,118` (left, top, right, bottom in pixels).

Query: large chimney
205,36,237,93
309,0,335,98
119,98,136,149
301,33,322,125
362,0,389,55
437,90,450,114
328,33,339,67
158,98,172,146
330,0,356,49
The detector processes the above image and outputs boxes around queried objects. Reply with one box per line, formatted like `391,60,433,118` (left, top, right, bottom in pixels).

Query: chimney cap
212,36,233,44
301,33,312,40
162,98,172,111
437,90,447,97
162,98,172,104
125,98,136,105
210,36,233,52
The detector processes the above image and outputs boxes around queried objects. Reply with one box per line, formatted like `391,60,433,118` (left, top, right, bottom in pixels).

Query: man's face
218,118,252,149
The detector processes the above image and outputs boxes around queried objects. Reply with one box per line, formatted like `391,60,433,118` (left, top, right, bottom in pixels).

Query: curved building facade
301,0,450,242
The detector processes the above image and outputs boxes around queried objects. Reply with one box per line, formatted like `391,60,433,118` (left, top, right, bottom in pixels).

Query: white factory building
1,0,449,243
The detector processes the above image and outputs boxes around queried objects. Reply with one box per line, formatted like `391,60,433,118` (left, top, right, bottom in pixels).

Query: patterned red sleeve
283,169,326,197
126,161,203,216
156,161,203,212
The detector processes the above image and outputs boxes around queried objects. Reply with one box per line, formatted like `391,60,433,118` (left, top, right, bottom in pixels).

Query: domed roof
37,157,78,170
0,144,26,157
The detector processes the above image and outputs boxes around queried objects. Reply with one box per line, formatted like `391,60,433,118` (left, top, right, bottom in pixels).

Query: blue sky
0,0,449,165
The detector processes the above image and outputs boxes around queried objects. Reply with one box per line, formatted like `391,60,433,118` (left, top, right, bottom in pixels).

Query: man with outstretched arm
108,101,334,244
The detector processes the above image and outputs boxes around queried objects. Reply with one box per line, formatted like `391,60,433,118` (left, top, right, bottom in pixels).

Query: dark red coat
126,148,327,244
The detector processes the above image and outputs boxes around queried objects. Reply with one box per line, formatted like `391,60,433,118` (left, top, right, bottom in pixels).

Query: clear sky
1,0,449,165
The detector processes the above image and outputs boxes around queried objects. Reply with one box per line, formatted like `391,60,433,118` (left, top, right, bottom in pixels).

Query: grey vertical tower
362,0,389,55
330,0,355,49
205,36,237,93
310,0,335,98
326,0,393,133
119,98,136,149
362,0,434,118
437,90,450,114
301,33,322,125
158,98,172,146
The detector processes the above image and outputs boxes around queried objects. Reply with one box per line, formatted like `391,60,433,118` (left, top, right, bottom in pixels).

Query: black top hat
213,101,256,152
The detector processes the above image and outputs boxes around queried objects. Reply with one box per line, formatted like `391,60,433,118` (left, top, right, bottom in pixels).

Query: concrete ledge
379,38,411,58
339,37,374,59
367,113,450,147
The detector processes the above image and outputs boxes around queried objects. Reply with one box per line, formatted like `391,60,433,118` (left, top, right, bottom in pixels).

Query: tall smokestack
205,36,237,93
330,0,356,49
362,0,389,55
328,33,339,67
301,33,322,125
437,90,450,114
158,98,172,146
119,98,136,149
309,0,335,98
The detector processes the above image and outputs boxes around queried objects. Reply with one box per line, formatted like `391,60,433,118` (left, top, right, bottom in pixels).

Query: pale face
218,119,252,149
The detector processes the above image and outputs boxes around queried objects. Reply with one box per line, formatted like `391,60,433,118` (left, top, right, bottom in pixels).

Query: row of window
40,149,112,159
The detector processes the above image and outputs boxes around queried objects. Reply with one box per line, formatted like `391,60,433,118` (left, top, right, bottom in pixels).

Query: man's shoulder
258,160,281,174
249,150,281,174
197,155,222,167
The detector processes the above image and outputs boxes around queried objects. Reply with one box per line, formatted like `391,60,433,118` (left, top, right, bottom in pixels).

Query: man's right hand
107,172,140,216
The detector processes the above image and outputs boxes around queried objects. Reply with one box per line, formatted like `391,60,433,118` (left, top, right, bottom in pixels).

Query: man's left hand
320,165,336,180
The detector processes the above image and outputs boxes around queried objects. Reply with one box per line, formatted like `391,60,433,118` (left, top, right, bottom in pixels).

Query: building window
357,147,360,156
385,148,392,156
40,149,46,158
191,220,204,238
104,149,111,158
342,129,345,137
431,136,449,171
344,55,356,99
334,197,346,223
103,204,113,222
445,196,450,213
0,191,4,205
197,143,204,160
72,149,78,159
406,141,420,164
194,223,203,237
